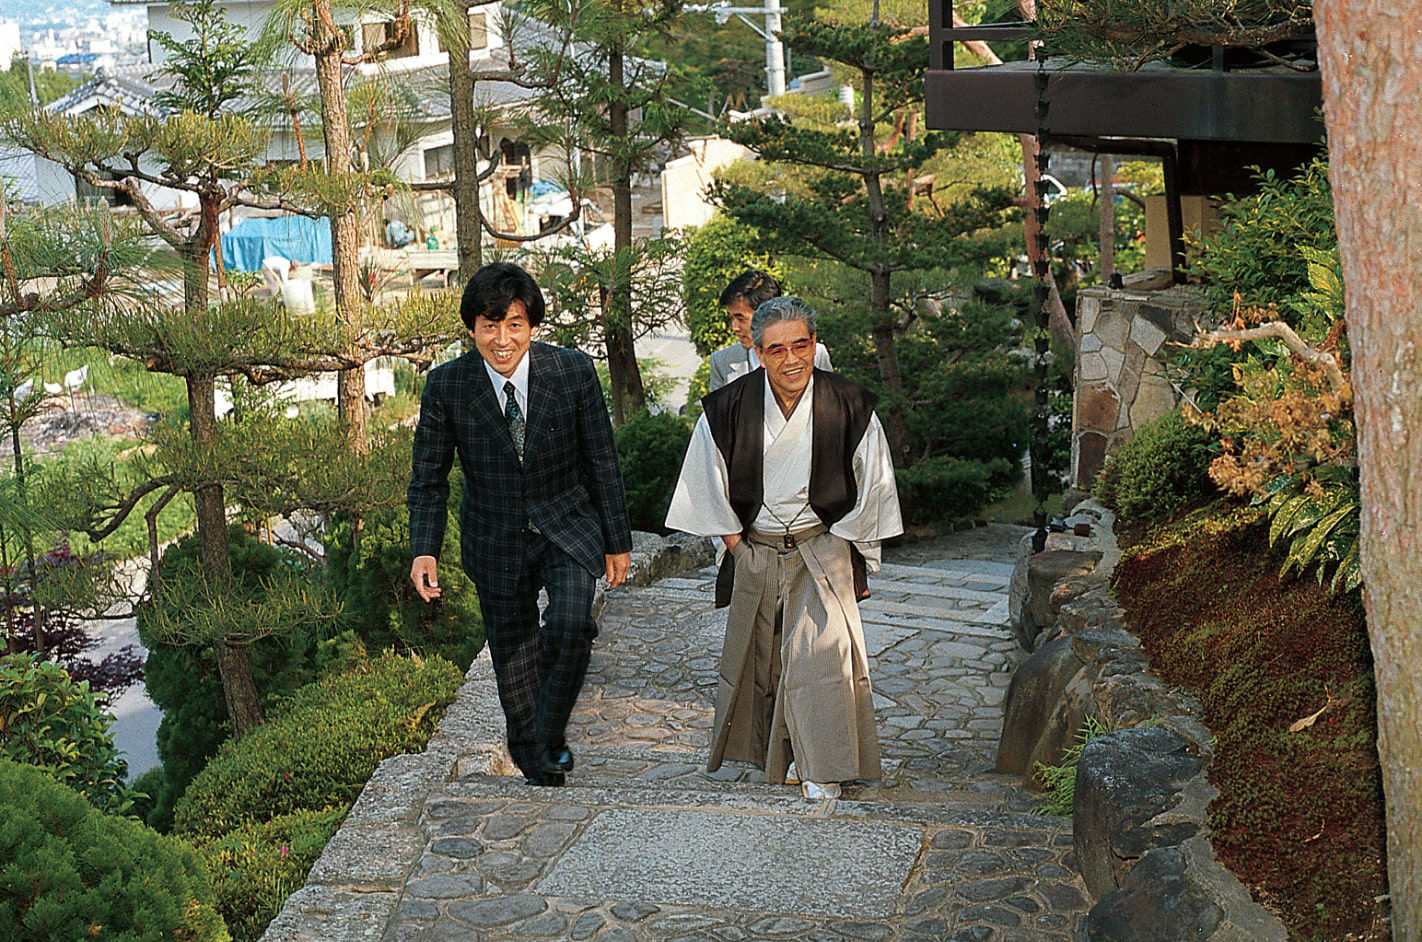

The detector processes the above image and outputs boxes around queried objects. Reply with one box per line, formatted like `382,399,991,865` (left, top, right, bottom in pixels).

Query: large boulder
1084,838,1289,941
1073,726,1207,898
1010,549,1101,649
626,531,715,587
995,635,1092,776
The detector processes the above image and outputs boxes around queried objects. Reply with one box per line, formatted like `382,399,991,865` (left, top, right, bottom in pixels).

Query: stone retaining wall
1071,284,1209,489
1000,499,1289,940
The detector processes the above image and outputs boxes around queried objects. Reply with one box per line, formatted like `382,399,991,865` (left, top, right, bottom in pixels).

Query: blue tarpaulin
217,215,332,272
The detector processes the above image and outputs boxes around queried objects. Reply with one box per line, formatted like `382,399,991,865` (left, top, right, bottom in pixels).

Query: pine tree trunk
605,48,645,424
311,0,368,452
1316,2,1422,934
448,34,482,281
858,58,910,467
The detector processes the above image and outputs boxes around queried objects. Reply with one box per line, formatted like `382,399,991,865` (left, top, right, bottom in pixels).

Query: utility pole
688,1,787,99
25,51,39,106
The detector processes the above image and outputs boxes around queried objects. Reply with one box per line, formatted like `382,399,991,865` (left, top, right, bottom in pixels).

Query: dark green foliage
615,410,694,533
1259,465,1361,593
1092,409,1214,525
816,290,1030,475
171,652,462,842
0,757,229,941
200,807,345,942
139,526,325,831
894,456,1013,526
0,60,81,116
0,654,136,814
325,499,483,670
680,216,784,357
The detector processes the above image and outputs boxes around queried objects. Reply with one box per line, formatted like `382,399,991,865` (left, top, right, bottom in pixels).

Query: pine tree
715,9,1019,465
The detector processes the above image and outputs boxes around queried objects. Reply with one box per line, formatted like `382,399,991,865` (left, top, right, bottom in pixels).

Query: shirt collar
483,349,531,408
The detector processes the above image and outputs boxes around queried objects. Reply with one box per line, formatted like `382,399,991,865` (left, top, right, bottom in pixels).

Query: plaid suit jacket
408,342,632,597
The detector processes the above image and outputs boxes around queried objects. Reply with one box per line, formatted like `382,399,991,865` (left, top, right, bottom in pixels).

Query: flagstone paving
262,523,1091,942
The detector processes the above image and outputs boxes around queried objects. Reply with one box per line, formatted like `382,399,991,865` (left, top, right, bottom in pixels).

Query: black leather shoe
540,745,574,774
523,772,565,787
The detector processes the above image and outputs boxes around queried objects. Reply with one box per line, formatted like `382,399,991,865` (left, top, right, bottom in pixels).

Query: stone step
440,772,1063,834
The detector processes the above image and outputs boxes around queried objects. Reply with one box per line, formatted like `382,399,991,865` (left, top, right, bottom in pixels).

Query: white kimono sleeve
829,413,904,573
664,413,744,537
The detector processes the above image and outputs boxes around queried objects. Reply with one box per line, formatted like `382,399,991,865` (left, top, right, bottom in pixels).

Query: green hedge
615,410,694,533
894,456,1012,526
200,807,346,942
1093,409,1214,525
0,757,229,941
172,652,463,842
0,653,136,814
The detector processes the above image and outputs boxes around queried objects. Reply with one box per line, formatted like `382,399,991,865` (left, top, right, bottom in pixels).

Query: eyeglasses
760,339,813,362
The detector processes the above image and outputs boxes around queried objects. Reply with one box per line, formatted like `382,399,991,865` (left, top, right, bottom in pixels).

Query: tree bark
1316,2,1422,934
605,46,645,424
311,0,368,452
447,30,483,281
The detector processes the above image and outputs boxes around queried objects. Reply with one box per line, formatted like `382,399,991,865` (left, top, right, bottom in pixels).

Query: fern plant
1259,465,1361,593
1035,715,1112,816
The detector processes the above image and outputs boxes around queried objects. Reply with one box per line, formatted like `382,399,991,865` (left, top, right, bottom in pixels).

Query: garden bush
0,757,228,941
172,651,462,842
680,215,783,357
199,807,345,942
139,525,326,831
894,456,1012,526
325,499,484,670
0,653,136,814
615,410,694,533
1092,408,1214,525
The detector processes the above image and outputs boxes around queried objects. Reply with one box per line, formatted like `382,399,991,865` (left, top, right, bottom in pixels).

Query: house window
424,144,455,180
74,171,134,208
438,11,489,53
362,19,418,59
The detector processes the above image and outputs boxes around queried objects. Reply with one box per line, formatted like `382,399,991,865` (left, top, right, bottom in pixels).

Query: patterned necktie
504,380,525,460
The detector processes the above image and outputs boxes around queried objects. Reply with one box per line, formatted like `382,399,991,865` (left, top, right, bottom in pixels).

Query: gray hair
750,296,817,347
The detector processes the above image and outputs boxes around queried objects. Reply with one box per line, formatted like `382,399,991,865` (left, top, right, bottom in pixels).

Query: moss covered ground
1113,502,1389,940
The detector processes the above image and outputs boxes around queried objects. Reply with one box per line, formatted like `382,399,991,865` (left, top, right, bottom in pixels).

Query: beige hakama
710,525,881,784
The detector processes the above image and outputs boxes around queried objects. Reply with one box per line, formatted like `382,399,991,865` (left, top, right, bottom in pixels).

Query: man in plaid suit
409,262,633,786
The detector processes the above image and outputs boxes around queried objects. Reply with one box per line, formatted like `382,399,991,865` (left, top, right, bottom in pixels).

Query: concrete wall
660,136,752,231
1071,284,1209,489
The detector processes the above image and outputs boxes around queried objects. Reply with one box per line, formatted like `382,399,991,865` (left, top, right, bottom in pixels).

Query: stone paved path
264,524,1090,942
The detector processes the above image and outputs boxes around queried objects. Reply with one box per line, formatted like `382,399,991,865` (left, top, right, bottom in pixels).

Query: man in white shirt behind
707,271,833,391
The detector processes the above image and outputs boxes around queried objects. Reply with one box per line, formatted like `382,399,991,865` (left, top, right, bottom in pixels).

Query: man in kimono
707,270,833,391
666,296,903,799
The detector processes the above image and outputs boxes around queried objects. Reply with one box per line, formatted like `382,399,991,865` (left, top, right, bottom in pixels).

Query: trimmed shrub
139,526,325,831
615,410,694,533
1092,409,1214,525
681,215,783,357
0,653,135,813
894,456,1012,526
0,757,229,941
325,499,484,669
200,807,345,942
172,652,462,842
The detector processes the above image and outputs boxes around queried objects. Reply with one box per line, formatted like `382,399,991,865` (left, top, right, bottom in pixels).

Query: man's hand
722,534,742,556
604,552,631,589
410,555,441,602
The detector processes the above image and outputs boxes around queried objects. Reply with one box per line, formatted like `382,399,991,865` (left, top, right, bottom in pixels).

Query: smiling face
725,299,756,349
472,300,535,378
757,318,816,412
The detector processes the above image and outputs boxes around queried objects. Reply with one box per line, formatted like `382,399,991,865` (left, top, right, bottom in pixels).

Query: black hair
460,262,546,330
718,269,781,310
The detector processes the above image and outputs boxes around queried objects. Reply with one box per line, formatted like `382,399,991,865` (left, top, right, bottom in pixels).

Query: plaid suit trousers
478,531,597,778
